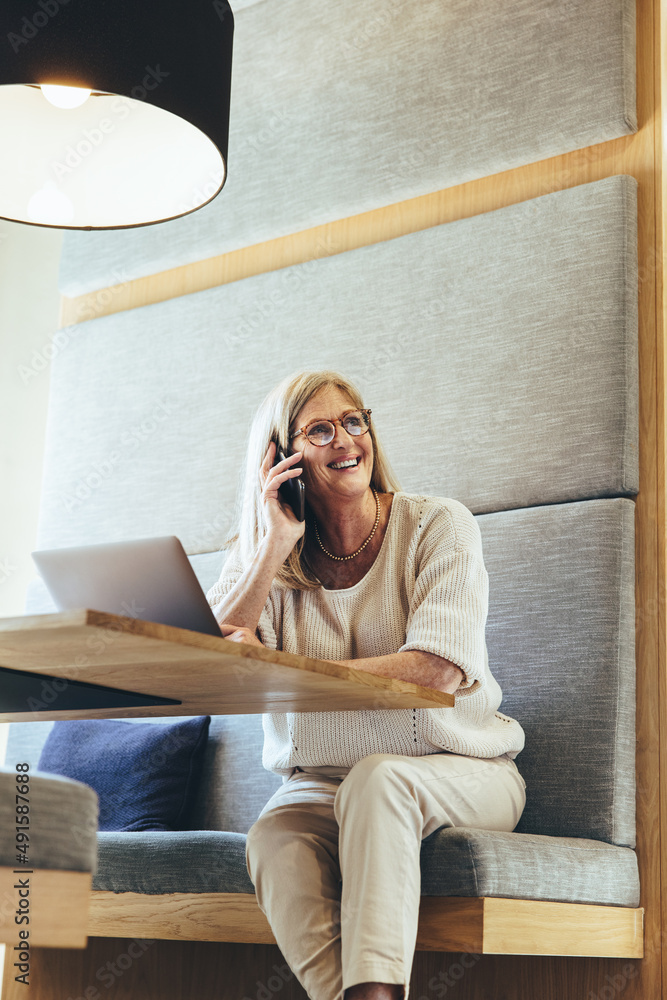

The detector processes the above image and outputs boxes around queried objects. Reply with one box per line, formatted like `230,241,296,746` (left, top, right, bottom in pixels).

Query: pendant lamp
0,0,234,229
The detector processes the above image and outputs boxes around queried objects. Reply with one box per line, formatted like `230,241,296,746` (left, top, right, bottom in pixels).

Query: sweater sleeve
206,555,279,651
398,500,488,697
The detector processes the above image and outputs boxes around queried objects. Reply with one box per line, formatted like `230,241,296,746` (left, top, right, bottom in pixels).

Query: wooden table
0,609,454,722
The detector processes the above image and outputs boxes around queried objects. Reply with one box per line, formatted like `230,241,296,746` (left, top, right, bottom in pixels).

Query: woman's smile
327,455,362,471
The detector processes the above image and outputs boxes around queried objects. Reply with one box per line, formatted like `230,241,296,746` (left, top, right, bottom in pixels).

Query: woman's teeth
329,458,359,469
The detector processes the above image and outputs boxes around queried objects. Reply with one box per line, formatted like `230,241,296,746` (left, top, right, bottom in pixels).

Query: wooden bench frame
0,867,643,958
84,891,643,959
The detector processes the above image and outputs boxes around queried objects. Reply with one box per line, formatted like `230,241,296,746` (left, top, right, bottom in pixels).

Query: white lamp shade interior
0,85,225,228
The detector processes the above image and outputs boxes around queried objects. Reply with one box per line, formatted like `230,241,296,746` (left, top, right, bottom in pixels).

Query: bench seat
92,827,639,908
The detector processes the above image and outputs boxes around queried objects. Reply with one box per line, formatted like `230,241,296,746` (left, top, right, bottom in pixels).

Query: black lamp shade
0,0,234,229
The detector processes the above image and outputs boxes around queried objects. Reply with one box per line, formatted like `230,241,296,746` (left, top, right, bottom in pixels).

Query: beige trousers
245,751,527,1000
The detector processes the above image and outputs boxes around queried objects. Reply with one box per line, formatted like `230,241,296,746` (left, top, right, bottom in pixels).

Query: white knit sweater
207,493,525,776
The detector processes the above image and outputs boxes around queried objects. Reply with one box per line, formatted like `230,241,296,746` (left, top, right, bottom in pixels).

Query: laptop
32,536,223,638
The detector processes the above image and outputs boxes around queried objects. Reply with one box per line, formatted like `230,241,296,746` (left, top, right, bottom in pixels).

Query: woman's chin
310,473,368,498
325,476,372,498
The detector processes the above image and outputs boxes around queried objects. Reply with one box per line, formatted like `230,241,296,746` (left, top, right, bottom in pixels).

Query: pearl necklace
313,489,381,561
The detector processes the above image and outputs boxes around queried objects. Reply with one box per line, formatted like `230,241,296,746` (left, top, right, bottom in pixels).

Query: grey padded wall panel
59,0,636,296
478,499,636,846
36,177,638,553
21,499,635,846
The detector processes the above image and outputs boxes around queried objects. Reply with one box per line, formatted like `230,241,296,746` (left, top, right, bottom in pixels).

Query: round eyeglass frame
289,408,372,447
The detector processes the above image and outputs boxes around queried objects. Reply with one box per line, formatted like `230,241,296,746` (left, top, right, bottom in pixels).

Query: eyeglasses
289,408,372,447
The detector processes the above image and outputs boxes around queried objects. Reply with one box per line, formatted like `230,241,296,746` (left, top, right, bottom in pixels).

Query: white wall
0,220,62,766
0,221,62,617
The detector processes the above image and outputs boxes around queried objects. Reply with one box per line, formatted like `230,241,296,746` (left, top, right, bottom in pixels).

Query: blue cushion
37,717,211,832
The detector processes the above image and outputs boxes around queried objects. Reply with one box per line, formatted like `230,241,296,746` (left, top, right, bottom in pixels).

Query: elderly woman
207,369,526,1000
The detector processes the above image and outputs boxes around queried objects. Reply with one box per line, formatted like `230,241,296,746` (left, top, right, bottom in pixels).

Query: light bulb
40,85,91,110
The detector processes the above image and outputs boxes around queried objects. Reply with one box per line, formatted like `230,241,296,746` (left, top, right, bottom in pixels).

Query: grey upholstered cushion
59,0,636,295
0,767,98,872
419,828,640,907
479,498,636,848
23,577,57,615
4,722,55,770
35,176,637,554
187,715,282,833
93,831,252,894
90,827,639,907
189,550,228,595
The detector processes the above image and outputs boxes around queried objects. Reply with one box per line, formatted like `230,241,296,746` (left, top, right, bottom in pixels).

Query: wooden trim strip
59,132,647,327
87,891,275,945
86,891,643,957
656,0,667,994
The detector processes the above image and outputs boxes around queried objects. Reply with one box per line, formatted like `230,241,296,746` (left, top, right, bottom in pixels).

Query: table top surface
0,609,454,722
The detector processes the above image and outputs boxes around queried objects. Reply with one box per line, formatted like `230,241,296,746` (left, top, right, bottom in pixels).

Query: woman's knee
245,809,297,876
246,809,293,863
246,805,339,876
334,754,412,822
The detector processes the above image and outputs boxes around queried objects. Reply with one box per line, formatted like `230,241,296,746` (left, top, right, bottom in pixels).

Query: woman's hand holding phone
260,440,306,551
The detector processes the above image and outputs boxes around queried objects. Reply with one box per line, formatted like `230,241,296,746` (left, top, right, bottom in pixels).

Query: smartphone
272,440,306,521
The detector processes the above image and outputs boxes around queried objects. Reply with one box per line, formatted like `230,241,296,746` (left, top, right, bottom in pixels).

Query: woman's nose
331,422,354,446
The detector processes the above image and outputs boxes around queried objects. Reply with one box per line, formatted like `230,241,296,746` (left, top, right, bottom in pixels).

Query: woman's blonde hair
223,369,402,591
